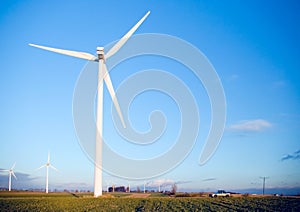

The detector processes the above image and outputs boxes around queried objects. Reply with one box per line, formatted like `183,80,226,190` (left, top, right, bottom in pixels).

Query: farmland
0,192,300,211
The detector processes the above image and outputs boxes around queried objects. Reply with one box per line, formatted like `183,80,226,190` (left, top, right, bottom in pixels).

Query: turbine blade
49,165,58,172
103,63,126,128
36,164,46,170
29,43,96,61
12,171,17,180
48,152,50,163
105,11,150,59
11,162,16,170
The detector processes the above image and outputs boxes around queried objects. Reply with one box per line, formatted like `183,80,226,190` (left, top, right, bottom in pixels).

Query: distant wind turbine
127,182,131,193
1,163,17,191
259,176,269,195
37,152,58,193
112,183,115,193
29,11,150,197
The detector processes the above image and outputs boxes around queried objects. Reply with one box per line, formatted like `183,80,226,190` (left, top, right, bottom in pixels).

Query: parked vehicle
209,190,230,197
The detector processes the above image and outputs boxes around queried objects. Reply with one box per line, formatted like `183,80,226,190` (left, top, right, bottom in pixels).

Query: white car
209,190,231,197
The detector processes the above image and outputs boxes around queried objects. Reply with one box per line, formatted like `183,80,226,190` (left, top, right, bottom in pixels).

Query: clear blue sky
0,0,299,194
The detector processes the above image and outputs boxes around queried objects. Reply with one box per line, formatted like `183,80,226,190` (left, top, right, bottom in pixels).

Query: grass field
0,191,300,211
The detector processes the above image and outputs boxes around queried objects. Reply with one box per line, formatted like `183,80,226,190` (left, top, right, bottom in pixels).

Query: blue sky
0,0,299,194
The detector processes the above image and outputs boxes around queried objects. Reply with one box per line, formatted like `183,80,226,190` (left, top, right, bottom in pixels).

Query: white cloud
228,119,272,132
147,179,175,187
146,179,191,188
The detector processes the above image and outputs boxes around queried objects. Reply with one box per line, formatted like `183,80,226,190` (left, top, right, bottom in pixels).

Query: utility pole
259,177,269,195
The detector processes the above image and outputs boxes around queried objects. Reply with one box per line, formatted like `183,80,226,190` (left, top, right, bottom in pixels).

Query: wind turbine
259,176,269,195
108,182,116,193
127,182,131,193
29,11,150,197
37,152,58,193
1,163,17,191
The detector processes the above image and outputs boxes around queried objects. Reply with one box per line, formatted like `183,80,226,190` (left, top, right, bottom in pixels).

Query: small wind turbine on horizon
109,182,116,193
37,152,58,194
127,182,131,193
29,11,150,197
1,163,17,191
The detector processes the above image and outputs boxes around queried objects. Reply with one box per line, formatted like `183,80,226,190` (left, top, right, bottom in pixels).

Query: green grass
148,192,166,198
0,192,300,211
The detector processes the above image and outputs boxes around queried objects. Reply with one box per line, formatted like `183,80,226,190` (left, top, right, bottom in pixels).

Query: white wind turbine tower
1,163,17,191
37,152,58,193
108,179,117,192
127,182,131,193
29,11,150,197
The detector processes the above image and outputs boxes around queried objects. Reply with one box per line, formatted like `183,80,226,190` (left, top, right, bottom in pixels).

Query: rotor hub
97,47,105,60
